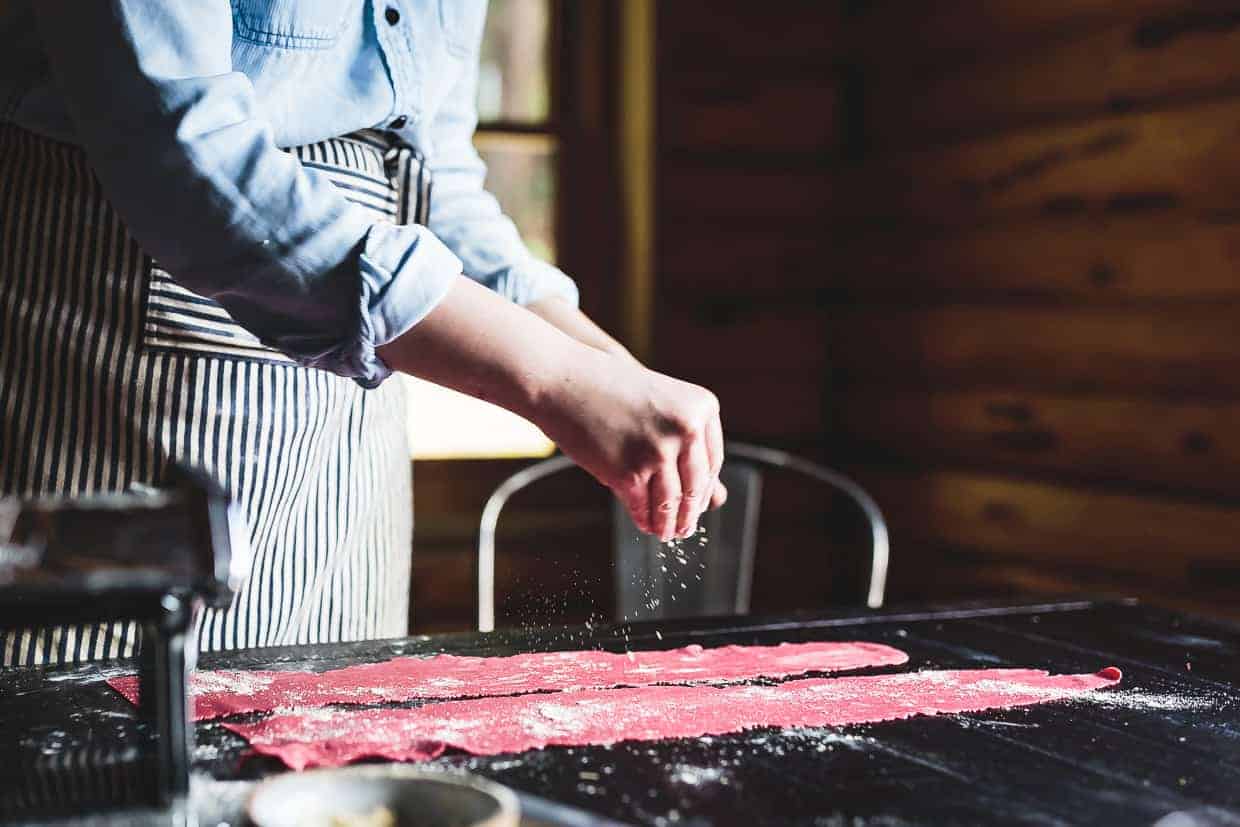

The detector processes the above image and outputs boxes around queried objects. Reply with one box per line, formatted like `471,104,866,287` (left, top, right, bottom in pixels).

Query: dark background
414,0,1240,631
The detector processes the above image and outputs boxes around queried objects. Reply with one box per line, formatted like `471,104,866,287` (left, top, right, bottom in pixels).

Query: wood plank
825,217,1240,300
658,0,1208,72
658,164,834,224
852,468,1240,620
892,542,1240,619
834,97,1240,229
885,544,1240,621
969,561,1240,619
823,304,1240,396
858,468,1240,576
657,231,832,294
659,217,1240,300
660,70,838,154
659,302,1240,398
657,0,841,68
834,390,1240,500
842,0,1214,67
863,8,1240,148
655,306,828,376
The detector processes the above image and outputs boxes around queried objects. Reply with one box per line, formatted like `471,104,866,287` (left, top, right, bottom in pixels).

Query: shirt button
389,115,407,130
385,6,400,25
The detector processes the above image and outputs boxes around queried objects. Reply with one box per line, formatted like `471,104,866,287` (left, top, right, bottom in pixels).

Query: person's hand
535,351,727,541
376,278,726,539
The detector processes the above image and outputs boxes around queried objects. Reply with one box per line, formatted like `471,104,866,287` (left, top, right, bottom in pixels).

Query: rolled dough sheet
227,666,1122,770
108,641,909,720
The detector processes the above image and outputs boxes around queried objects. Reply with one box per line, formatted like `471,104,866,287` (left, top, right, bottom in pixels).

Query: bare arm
378,277,723,540
526,297,637,362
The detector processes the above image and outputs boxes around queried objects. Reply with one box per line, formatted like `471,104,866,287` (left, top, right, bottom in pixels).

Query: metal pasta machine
0,467,249,819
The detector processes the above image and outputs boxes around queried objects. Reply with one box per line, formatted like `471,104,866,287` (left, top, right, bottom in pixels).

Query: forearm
379,276,727,540
527,297,637,362
376,276,602,421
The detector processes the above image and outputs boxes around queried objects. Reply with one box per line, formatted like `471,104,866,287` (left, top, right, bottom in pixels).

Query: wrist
605,341,641,364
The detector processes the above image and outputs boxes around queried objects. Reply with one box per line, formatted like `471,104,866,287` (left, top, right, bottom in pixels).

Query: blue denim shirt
0,0,578,386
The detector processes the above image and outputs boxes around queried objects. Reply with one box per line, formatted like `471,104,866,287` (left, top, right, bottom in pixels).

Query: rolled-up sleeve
33,0,462,388
425,37,578,309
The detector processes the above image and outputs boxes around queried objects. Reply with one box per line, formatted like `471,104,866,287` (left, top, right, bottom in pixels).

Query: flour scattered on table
668,764,730,787
193,669,275,696
225,667,1121,770
106,640,910,720
1071,687,1220,712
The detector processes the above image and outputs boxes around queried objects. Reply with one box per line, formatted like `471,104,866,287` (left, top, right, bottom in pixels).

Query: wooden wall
417,1,1240,631
653,1,1240,618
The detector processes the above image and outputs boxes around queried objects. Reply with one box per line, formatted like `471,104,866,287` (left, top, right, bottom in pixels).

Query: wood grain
863,9,1240,149
842,0,1221,67
659,163,835,224
657,0,841,68
834,97,1240,228
825,304,1240,396
661,217,1240,300
834,389,1240,500
658,301,1240,397
821,217,1240,300
887,547,1240,620
661,70,839,154
858,468,1240,575
648,1,1240,619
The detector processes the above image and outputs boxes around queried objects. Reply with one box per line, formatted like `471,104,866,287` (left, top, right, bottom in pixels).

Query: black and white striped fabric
0,126,425,666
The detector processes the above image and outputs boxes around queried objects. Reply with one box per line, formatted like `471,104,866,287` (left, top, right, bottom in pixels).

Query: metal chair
476,441,889,632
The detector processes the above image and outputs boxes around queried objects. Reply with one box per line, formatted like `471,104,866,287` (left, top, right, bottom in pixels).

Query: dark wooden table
4,599,1240,826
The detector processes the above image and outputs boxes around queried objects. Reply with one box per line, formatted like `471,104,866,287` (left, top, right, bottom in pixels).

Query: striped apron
0,125,426,666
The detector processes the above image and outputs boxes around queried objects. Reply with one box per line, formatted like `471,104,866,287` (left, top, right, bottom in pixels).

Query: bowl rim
244,765,520,827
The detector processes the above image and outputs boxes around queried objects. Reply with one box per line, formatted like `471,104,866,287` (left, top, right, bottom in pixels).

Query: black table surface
4,599,1240,826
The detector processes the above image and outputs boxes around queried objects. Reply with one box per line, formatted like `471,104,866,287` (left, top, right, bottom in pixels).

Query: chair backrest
476,441,889,632
612,458,763,621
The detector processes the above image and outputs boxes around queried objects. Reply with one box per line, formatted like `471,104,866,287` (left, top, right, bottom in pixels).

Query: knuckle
634,433,676,467
619,470,646,495
654,440,680,466
669,414,695,438
645,450,667,472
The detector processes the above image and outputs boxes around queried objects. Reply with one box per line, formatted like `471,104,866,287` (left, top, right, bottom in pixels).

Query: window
405,0,558,460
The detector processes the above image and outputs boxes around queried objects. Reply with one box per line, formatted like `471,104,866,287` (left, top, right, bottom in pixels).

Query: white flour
193,669,274,695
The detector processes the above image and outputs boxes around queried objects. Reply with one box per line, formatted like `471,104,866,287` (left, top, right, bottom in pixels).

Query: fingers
676,437,711,538
617,473,651,534
647,460,682,542
706,415,723,479
705,413,724,513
